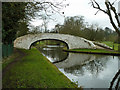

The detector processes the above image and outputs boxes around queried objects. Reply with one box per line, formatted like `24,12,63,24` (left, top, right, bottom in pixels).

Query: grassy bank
64,41,120,55
2,48,77,88
101,41,119,51
64,49,120,56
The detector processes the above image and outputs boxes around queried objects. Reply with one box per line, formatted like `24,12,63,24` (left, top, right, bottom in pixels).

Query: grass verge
101,41,119,51
64,49,120,56
2,48,77,88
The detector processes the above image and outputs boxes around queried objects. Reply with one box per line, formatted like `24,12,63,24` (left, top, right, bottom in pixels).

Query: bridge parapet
14,33,96,49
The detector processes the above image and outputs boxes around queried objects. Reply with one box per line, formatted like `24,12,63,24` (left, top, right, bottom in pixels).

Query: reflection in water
58,56,118,88
38,45,119,88
60,56,108,76
38,45,68,63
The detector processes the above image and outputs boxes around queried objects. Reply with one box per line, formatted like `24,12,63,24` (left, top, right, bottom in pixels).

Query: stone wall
14,33,96,49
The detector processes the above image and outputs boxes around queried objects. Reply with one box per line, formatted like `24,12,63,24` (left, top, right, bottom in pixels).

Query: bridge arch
30,39,69,49
14,33,96,49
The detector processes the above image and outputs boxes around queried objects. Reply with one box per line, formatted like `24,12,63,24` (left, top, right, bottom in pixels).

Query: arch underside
30,39,69,49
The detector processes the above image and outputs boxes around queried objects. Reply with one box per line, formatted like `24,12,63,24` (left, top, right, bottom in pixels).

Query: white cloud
30,0,120,30
30,19,43,26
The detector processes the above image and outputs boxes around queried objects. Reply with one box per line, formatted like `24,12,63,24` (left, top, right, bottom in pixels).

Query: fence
2,43,13,58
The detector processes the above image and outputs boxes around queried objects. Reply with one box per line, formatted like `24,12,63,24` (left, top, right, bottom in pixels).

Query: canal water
38,45,120,88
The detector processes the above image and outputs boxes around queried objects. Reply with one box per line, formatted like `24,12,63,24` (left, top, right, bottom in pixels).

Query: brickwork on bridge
14,33,96,49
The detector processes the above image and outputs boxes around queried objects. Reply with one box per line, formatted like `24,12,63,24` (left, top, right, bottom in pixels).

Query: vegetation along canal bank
2,48,77,88
63,41,120,56
63,49,120,56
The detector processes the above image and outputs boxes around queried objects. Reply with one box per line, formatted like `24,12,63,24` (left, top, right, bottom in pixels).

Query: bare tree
90,0,120,51
26,0,68,21
26,0,69,34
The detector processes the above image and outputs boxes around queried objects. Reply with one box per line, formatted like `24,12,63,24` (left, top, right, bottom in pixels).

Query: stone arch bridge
14,33,96,49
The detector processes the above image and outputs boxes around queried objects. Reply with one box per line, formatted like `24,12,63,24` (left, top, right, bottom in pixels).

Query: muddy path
2,49,26,76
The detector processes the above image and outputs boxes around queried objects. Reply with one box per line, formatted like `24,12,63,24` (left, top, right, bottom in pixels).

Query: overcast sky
30,0,120,30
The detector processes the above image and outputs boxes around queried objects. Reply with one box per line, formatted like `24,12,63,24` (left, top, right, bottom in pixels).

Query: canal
38,44,120,88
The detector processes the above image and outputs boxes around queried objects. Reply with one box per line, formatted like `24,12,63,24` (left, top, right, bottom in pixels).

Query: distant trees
58,16,85,36
52,16,117,42
83,26,105,41
104,27,118,42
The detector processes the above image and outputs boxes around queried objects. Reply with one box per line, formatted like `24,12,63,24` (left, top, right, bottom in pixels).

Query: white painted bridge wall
14,33,96,49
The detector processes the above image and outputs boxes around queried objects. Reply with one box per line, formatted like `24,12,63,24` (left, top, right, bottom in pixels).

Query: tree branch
109,69,120,89
108,2,120,27
33,1,66,19
105,2,120,35
115,76,120,90
90,0,120,36
91,0,107,14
